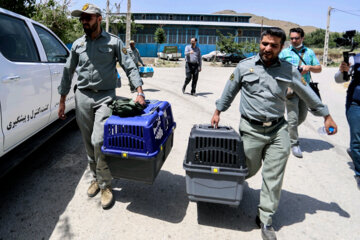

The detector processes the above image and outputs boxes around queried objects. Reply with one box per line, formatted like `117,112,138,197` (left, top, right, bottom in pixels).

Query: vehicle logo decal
6,104,49,130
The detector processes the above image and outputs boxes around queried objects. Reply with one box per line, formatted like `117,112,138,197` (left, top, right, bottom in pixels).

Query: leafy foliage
32,1,83,44
154,27,166,44
0,0,36,17
216,31,259,54
304,29,360,49
104,14,143,36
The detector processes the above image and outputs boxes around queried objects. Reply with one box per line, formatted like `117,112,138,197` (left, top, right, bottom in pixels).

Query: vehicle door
32,24,76,123
0,12,52,152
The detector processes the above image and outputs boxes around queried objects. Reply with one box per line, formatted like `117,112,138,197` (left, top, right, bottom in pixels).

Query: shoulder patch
122,48,127,55
229,73,235,81
301,77,307,86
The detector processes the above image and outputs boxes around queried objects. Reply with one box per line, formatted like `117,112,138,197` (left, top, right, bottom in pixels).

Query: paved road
0,60,358,240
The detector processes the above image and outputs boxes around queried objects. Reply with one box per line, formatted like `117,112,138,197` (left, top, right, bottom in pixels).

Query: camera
334,30,357,47
334,30,359,80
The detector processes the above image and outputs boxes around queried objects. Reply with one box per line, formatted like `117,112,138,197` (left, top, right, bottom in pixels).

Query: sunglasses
290,37,301,40
79,14,95,22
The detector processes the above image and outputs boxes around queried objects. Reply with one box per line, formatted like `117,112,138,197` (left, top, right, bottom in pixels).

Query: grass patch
154,58,180,67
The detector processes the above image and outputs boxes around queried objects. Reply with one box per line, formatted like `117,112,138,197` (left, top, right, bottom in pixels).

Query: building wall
121,25,261,57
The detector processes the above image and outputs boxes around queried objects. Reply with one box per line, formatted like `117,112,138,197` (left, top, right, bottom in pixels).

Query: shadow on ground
0,122,87,240
196,92,213,97
299,137,334,152
112,170,189,223
143,88,160,92
197,182,350,231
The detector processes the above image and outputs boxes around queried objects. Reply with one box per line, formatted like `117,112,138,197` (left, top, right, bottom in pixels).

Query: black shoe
261,224,277,240
182,85,186,94
256,216,277,240
191,91,196,96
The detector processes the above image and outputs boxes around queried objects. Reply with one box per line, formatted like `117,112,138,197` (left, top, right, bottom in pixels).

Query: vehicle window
33,25,69,63
0,13,39,62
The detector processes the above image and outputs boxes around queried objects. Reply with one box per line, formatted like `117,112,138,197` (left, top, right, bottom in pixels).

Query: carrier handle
141,100,162,116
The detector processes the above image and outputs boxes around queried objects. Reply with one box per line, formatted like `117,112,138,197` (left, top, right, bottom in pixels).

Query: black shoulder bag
292,49,322,100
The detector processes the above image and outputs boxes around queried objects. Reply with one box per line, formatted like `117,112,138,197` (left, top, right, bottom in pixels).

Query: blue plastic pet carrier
102,100,175,183
139,66,154,78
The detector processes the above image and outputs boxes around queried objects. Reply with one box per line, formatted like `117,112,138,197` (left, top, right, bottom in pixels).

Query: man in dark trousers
183,37,202,96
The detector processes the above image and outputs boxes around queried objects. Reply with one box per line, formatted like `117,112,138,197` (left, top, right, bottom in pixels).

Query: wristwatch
137,92,145,98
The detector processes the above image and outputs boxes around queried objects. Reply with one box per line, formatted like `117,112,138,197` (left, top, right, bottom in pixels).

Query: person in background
182,37,201,96
335,55,360,190
127,40,145,92
279,27,322,158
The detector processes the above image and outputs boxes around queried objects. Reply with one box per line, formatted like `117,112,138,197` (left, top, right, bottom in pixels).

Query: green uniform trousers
75,89,115,189
286,93,308,147
240,118,290,226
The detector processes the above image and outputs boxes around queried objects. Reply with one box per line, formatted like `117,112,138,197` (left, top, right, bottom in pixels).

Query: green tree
32,1,83,44
154,27,166,53
104,15,143,37
216,31,239,54
216,31,259,55
154,27,166,44
303,29,359,49
0,0,36,17
303,29,325,48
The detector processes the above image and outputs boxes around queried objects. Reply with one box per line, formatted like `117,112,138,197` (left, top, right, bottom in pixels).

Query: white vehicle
0,8,76,176
157,46,181,61
202,50,225,62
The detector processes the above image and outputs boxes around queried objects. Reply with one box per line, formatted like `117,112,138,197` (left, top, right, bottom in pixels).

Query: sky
66,0,360,33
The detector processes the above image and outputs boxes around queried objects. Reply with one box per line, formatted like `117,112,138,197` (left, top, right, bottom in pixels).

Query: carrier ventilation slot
195,137,237,152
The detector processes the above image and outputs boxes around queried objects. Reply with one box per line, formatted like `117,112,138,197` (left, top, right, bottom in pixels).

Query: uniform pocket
242,73,260,94
97,46,113,63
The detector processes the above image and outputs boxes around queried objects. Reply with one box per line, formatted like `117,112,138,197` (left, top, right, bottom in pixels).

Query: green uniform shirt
216,54,329,122
58,30,142,96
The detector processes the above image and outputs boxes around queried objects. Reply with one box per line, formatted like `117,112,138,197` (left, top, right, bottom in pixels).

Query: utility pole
126,0,131,48
323,6,333,67
106,0,110,32
115,3,121,14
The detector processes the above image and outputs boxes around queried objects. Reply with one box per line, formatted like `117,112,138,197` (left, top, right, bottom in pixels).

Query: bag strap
291,48,313,82
298,52,305,67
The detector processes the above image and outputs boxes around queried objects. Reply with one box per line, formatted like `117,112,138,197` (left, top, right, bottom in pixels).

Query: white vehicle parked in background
157,46,181,61
0,8,76,176
201,50,225,62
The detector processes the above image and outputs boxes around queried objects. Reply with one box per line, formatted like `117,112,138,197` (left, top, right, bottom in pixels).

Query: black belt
81,88,111,93
241,115,284,127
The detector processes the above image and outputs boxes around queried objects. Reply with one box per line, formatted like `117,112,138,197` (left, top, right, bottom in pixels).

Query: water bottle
317,126,334,135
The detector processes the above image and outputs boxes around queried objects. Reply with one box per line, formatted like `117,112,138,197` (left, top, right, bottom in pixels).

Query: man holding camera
279,28,322,158
335,54,360,189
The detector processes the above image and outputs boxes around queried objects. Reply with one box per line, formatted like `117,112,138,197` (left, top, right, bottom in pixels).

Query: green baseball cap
71,3,101,17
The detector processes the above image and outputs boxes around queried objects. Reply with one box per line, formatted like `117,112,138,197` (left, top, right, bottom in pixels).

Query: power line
333,8,360,17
